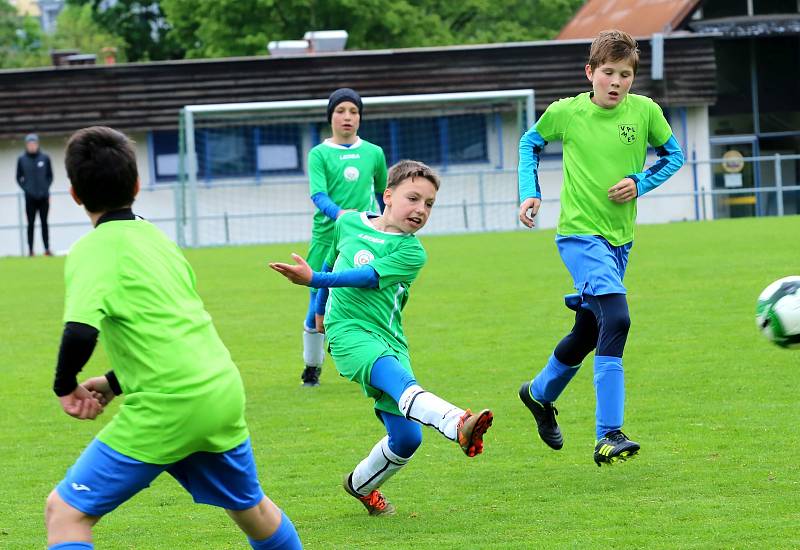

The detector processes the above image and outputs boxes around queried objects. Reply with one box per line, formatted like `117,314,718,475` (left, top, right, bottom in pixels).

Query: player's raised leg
371,355,493,457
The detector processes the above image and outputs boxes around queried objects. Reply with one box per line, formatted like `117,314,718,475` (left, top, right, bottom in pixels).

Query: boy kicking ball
270,160,492,515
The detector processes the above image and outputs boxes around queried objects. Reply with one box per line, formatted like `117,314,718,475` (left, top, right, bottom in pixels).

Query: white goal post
177,89,535,247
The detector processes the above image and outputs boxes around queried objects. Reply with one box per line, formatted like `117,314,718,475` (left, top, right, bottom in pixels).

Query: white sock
350,436,411,495
302,327,325,367
398,385,464,441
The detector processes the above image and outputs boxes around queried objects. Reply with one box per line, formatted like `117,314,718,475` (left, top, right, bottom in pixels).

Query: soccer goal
176,89,535,247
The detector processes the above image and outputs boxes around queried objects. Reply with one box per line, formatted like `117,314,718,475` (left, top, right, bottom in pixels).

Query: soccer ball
756,276,800,349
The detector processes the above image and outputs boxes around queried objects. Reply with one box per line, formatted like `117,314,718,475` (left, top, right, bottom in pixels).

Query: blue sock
49,544,93,550
530,354,580,403
248,511,302,549
593,355,624,440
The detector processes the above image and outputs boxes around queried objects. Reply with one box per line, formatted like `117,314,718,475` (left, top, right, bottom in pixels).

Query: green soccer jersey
323,211,427,353
535,92,673,245
64,219,248,464
308,138,387,241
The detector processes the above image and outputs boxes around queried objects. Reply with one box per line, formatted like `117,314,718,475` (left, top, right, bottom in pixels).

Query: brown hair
588,30,639,74
65,126,138,213
387,159,440,190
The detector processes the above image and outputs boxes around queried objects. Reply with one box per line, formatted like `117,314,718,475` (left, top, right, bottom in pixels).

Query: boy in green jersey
270,160,493,516
301,88,388,387
46,127,301,550
516,30,685,466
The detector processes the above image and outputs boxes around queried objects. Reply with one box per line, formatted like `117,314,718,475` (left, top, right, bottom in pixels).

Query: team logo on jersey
344,166,360,181
353,249,374,266
618,124,637,144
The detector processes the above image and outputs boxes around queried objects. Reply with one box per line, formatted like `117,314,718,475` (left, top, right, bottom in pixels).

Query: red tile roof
558,0,701,39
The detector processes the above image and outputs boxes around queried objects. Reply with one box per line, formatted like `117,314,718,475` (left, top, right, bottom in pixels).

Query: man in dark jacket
16,134,54,256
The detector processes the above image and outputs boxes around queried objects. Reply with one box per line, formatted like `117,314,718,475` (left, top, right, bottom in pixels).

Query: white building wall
0,105,714,256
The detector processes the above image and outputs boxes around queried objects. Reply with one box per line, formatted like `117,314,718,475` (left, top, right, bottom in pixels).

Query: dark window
346,114,488,167
754,0,797,14
448,115,488,163
256,124,303,174
756,37,800,133
702,0,748,18
709,39,755,135
152,130,179,181
153,124,303,183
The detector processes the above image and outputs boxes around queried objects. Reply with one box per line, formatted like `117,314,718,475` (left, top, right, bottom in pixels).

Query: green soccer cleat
593,430,640,467
456,408,493,457
343,474,396,516
518,381,563,450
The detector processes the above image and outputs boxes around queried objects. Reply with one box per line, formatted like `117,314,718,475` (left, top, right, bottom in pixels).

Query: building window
342,114,489,168
151,124,303,183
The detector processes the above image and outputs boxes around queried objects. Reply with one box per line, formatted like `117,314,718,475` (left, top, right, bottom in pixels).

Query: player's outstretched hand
269,253,313,285
59,385,103,420
518,197,541,228
608,178,638,204
82,375,116,407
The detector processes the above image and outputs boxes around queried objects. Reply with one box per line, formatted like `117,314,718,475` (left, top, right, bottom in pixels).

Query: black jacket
16,151,53,199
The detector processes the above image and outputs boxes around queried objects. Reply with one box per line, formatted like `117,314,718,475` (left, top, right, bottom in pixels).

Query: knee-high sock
530,354,581,403
248,510,302,550
350,436,411,495
302,327,325,368
594,356,624,439
48,544,93,550
398,385,464,441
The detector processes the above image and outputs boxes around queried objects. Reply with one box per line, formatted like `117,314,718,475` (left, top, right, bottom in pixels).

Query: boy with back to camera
45,126,302,549
516,30,685,466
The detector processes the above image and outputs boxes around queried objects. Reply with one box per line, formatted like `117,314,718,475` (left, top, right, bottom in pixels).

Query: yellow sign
722,150,745,174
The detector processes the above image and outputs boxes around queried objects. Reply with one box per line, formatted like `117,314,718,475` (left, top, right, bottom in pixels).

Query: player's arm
53,322,106,419
308,148,348,220
45,155,53,186
311,192,343,219
374,149,388,213
16,157,25,187
626,135,685,197
269,253,378,288
518,125,546,227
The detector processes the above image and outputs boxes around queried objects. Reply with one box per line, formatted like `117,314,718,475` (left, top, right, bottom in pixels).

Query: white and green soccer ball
756,276,800,349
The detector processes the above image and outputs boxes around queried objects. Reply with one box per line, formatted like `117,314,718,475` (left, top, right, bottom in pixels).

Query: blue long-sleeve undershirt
311,192,341,220
626,135,685,197
311,191,386,220
518,125,546,201
312,262,379,315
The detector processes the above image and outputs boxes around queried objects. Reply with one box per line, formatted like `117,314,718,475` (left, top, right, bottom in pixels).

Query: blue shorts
56,438,265,516
556,235,632,297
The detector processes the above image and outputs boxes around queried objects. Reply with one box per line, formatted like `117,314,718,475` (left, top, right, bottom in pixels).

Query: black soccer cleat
518,381,563,450
593,430,640,467
301,366,321,387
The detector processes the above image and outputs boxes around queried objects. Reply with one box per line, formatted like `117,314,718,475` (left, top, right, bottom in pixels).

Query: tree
0,0,49,68
161,0,586,59
66,0,184,61
51,4,128,64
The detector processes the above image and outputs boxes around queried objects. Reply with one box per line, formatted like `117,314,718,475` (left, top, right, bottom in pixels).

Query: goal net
176,89,535,247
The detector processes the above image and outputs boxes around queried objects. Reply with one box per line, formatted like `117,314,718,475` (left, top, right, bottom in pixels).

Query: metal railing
2,153,798,256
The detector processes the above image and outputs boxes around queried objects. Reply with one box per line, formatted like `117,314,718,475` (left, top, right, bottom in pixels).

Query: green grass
2,216,800,549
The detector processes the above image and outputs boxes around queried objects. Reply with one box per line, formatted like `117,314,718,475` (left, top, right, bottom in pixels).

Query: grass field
2,216,799,549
